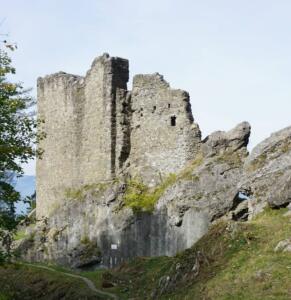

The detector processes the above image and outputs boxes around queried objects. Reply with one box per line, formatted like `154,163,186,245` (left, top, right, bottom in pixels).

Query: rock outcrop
239,126,291,217
17,54,291,269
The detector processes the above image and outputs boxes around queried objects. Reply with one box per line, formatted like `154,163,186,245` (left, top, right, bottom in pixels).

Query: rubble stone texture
37,54,130,218
129,73,201,186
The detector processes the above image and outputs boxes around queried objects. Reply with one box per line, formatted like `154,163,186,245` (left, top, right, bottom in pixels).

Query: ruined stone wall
129,73,201,186
37,73,83,218
36,54,129,218
79,55,129,184
37,55,202,218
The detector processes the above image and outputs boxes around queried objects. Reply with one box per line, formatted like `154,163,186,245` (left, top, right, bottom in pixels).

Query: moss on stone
215,150,245,167
178,153,204,181
247,153,267,172
14,230,27,241
124,174,177,213
64,181,111,202
78,238,101,263
124,154,206,212
80,235,90,245
248,139,291,172
14,224,36,241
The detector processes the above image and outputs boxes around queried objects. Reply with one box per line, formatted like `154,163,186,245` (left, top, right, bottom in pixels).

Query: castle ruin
37,53,201,218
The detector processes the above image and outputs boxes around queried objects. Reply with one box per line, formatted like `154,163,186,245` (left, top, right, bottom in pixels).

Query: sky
1,0,291,175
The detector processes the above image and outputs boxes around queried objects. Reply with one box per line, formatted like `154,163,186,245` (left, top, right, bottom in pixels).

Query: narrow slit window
152,105,156,113
171,116,176,126
168,104,171,108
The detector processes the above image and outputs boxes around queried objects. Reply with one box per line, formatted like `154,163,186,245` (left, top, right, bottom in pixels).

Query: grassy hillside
84,207,291,299
1,207,291,299
0,264,100,300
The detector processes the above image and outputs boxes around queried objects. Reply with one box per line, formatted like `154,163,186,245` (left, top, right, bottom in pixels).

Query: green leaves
0,46,43,259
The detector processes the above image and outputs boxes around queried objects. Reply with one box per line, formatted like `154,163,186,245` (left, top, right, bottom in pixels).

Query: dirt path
21,263,119,300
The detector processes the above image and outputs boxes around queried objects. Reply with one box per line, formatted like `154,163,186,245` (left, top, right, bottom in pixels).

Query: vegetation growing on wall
124,174,177,212
123,153,206,213
64,182,111,202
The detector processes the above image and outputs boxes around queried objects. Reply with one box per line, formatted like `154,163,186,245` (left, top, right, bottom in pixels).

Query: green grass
0,292,10,300
5,207,291,299
0,263,101,300
194,208,291,300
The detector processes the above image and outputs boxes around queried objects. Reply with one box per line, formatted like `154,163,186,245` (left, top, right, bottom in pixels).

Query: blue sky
2,0,291,175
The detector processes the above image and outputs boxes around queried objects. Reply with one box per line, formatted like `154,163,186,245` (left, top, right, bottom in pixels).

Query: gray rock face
19,121,253,268
274,239,291,252
19,123,291,268
239,126,291,216
202,122,251,157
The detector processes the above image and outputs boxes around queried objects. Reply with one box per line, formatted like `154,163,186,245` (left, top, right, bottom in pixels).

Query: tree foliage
0,42,43,260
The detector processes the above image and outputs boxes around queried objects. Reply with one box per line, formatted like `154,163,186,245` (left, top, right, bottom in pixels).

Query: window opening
171,116,176,126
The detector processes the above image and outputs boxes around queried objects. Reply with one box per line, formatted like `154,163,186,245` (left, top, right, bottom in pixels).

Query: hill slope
100,207,291,299
2,207,291,299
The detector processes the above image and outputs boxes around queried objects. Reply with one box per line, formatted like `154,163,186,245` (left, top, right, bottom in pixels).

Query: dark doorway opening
171,116,176,126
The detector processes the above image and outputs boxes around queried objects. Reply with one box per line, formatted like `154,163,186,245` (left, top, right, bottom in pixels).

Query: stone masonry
129,73,201,186
37,54,129,218
36,54,201,218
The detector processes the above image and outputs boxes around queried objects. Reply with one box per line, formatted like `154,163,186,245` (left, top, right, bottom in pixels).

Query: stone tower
36,54,201,218
36,54,129,218
129,73,201,186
